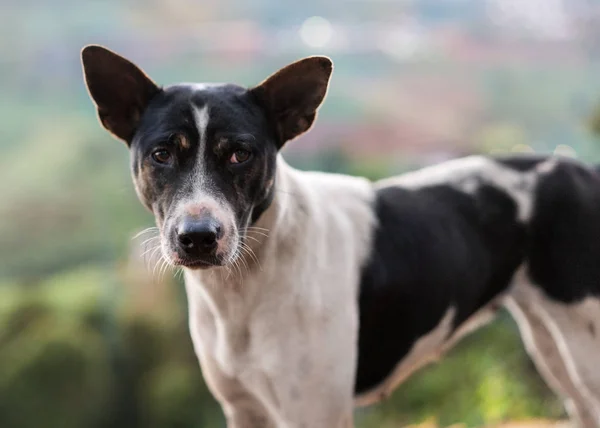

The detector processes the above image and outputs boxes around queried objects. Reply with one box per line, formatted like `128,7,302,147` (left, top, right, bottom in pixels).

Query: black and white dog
81,45,600,428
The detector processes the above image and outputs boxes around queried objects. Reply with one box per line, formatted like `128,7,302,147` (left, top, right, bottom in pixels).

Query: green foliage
0,270,223,428
357,314,564,428
0,290,112,428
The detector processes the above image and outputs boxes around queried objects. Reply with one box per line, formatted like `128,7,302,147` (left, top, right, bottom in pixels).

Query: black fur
495,155,546,172
355,157,600,395
527,161,600,302
355,183,525,394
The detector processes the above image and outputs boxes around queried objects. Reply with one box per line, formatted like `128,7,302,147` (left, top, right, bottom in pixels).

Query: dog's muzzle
173,215,225,268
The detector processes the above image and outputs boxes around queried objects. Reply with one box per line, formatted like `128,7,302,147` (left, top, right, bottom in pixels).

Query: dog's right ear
81,45,160,144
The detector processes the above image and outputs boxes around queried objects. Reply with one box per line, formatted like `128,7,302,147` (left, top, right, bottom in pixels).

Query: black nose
176,217,222,256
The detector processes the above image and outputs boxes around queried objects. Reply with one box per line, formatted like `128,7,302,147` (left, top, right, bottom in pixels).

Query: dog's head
81,45,332,269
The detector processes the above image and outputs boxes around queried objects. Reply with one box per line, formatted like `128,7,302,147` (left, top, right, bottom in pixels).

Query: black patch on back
527,161,600,302
354,183,526,395
495,155,546,171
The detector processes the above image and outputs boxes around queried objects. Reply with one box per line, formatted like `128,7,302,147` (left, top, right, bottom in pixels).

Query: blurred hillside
1,0,600,427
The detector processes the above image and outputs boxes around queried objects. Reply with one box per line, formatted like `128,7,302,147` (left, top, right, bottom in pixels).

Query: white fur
182,103,212,197
508,274,600,426
174,82,227,91
504,295,599,427
192,104,210,161
184,156,375,427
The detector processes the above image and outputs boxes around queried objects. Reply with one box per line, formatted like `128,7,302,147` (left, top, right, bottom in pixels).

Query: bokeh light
300,16,334,48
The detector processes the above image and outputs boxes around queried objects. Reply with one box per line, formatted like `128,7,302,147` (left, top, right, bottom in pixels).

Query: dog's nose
177,217,221,255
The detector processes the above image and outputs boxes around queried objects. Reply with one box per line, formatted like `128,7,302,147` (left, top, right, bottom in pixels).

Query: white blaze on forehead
178,82,227,91
193,104,210,149
185,104,212,196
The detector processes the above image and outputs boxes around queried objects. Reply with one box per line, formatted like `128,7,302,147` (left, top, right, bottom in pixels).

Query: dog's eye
229,149,251,164
151,149,172,165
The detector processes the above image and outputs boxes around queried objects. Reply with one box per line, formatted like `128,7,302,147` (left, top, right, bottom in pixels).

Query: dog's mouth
173,255,225,270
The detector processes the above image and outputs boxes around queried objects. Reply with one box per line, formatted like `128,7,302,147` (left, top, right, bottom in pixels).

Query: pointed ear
81,45,160,144
250,56,332,147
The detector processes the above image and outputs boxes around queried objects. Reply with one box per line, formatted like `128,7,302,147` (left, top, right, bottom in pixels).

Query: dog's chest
186,283,266,376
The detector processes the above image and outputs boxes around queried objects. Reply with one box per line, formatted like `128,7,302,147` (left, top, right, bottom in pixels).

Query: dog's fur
82,45,600,428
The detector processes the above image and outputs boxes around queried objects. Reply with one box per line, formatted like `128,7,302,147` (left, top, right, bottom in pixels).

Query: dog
81,45,600,428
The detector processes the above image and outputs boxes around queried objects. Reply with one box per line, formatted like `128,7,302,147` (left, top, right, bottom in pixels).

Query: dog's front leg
242,310,358,428
196,351,278,428
223,402,276,428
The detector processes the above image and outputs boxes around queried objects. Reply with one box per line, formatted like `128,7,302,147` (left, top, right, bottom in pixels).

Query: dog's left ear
250,56,333,147
81,45,160,144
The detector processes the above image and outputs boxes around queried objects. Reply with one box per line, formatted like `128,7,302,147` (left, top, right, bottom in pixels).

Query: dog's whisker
140,242,161,258
158,258,167,282
232,246,248,275
230,249,242,279
131,227,159,240
227,248,244,280
242,226,270,234
159,256,173,283
152,251,167,279
243,226,270,231
241,229,269,238
139,235,160,247
151,257,161,278
144,245,163,269
157,258,165,281
244,235,261,244
236,253,246,278
162,260,174,283
142,245,160,269
240,242,262,271
237,248,250,273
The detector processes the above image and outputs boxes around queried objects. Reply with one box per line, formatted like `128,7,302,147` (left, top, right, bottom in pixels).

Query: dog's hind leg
505,295,597,427
506,284,600,427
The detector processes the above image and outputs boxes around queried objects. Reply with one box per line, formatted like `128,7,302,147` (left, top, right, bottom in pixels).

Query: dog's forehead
135,82,261,148
165,83,248,106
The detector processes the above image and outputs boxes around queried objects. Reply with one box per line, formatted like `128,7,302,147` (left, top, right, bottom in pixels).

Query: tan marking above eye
215,137,229,152
174,134,191,150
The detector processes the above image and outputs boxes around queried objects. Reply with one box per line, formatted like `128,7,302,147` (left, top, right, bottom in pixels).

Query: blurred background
2,0,600,426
